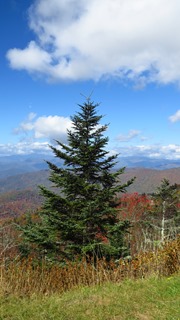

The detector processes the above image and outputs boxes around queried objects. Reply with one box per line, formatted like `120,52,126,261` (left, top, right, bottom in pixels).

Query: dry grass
0,236,179,297
0,275,179,320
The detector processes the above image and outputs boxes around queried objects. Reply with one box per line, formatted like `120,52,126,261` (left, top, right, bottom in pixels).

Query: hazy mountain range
0,153,180,179
0,154,179,195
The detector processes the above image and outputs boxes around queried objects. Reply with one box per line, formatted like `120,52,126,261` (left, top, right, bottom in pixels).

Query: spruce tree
21,99,134,261
152,179,180,242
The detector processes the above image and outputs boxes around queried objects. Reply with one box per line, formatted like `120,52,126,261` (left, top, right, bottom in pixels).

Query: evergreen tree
152,179,180,242
20,99,134,261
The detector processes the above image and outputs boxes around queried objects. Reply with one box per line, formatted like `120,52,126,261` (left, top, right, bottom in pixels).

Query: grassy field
0,274,179,320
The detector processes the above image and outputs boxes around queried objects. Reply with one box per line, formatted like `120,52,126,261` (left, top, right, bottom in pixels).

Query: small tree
20,99,134,261
152,179,180,242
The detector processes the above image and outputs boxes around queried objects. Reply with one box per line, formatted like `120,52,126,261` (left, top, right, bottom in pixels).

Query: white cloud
0,141,50,156
6,0,180,84
169,110,180,123
1,142,179,160
34,115,72,139
116,130,141,142
14,113,72,142
7,41,52,74
114,144,180,160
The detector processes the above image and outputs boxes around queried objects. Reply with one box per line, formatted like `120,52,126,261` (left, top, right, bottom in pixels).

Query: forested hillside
120,167,180,194
0,167,179,195
0,190,43,219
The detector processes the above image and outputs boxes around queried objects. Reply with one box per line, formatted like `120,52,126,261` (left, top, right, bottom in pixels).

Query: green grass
0,274,179,320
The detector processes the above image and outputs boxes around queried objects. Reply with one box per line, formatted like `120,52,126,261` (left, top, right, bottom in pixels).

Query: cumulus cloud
114,144,180,160
0,141,50,156
14,113,72,142
7,41,52,74
6,0,180,84
116,130,141,142
169,110,180,123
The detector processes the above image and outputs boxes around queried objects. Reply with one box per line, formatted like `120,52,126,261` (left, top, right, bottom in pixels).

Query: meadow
0,236,179,319
0,273,179,319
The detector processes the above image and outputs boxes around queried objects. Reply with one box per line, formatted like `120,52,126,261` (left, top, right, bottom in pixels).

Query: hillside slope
0,167,179,195
120,167,180,194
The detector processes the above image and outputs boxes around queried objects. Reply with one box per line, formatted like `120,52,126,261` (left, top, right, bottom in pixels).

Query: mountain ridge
0,167,179,195
0,154,180,179
0,153,179,195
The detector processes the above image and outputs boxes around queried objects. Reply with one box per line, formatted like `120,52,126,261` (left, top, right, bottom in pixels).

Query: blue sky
0,0,180,159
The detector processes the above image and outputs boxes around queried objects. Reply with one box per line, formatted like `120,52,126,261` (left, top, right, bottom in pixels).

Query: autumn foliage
117,192,152,222
0,236,179,297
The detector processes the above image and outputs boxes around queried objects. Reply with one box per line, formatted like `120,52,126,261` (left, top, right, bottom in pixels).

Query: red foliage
95,231,109,244
117,192,152,222
94,226,109,243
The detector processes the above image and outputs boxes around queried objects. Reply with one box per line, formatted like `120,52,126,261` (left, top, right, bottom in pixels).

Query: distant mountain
120,167,180,194
0,166,179,219
116,156,180,170
0,153,179,195
0,167,179,195
0,154,63,179
0,170,50,194
0,154,179,180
